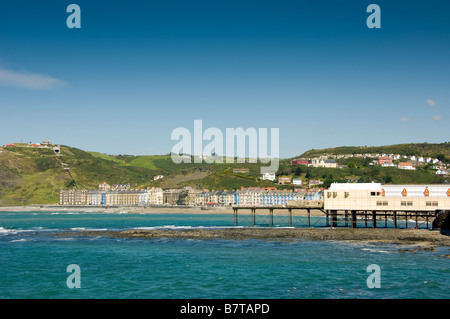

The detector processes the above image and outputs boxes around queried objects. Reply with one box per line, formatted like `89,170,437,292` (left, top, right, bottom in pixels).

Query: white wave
70,227,108,231
9,238,28,243
133,225,245,231
0,227,17,235
1,226,57,235
134,225,192,230
361,248,391,253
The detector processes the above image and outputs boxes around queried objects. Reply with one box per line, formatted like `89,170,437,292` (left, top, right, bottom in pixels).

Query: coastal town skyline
0,1,449,158
2,1,450,304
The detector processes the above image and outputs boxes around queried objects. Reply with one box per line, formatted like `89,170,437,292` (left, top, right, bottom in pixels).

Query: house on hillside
377,156,393,166
291,158,309,165
309,179,323,187
261,172,276,181
311,157,338,168
232,168,249,174
278,177,291,185
398,162,416,170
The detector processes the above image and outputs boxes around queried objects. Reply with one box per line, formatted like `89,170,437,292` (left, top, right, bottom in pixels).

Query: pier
232,202,437,229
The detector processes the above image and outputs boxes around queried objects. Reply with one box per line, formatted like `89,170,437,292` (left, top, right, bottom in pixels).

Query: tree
348,162,356,169
324,177,334,188
437,154,446,162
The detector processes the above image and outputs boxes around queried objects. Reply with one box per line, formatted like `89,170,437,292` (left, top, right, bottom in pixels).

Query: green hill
297,142,450,162
0,145,281,206
0,142,448,206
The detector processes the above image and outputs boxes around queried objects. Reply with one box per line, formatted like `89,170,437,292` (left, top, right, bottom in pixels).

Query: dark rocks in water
432,210,450,230
54,227,450,246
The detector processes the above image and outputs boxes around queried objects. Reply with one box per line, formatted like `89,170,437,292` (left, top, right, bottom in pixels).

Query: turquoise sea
0,211,448,299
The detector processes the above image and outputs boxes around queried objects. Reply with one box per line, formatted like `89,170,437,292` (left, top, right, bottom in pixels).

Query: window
427,201,438,206
377,201,388,206
344,192,349,198
400,201,413,206
370,192,381,196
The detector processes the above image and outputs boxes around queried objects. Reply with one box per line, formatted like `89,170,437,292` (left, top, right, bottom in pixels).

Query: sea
0,210,448,299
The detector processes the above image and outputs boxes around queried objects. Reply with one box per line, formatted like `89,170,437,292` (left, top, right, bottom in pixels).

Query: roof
329,182,382,191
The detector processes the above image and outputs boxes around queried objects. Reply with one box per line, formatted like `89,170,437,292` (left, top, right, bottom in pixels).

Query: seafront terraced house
148,187,164,205
59,189,89,206
259,189,304,207
232,187,308,207
60,183,163,206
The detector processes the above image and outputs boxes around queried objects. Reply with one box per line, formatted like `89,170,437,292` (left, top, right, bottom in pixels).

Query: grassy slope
0,142,448,206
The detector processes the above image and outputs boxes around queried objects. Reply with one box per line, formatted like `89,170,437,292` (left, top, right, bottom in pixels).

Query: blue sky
0,0,449,158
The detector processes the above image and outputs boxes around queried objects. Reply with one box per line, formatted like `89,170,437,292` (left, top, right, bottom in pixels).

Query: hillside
0,145,155,206
0,145,280,206
0,142,448,206
297,143,450,162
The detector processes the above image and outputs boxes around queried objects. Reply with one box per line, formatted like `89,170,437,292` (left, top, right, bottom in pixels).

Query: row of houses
59,184,324,207
376,156,448,175
4,140,53,148
291,155,447,175
319,153,443,164
292,154,446,167
60,187,164,206
291,157,338,168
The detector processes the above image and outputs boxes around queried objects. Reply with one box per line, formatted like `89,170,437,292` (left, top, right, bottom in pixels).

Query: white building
324,183,450,212
138,190,150,206
237,187,261,207
292,178,302,186
398,162,416,170
148,187,164,205
261,172,276,181
311,158,338,168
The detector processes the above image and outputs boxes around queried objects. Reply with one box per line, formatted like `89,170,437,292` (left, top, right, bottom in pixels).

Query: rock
432,210,450,230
